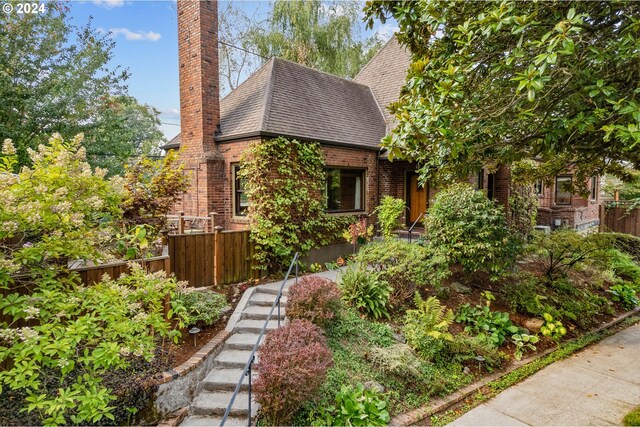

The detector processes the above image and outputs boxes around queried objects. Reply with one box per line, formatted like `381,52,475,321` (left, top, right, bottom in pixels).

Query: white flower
58,358,69,368
2,139,16,155
86,196,104,210
54,187,68,198
1,221,18,233
18,327,38,341
119,347,131,357
24,306,40,320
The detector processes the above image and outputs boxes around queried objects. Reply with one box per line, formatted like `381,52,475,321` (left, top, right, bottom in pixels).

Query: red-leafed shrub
286,276,342,327
254,319,333,425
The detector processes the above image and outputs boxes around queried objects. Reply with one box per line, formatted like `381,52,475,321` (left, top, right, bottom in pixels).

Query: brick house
166,1,599,232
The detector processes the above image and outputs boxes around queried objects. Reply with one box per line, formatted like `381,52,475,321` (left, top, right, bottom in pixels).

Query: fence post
599,203,605,232
214,226,224,286
209,212,218,233
178,211,185,234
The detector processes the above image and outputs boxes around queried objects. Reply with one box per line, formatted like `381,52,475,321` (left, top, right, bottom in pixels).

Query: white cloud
92,0,125,9
108,27,162,42
375,23,399,42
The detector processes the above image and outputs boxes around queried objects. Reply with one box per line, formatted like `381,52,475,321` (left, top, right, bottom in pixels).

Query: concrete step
190,391,257,417
234,319,280,334
215,349,256,369
200,367,257,392
240,305,286,321
225,333,263,351
247,292,287,307
181,415,247,426
258,281,292,296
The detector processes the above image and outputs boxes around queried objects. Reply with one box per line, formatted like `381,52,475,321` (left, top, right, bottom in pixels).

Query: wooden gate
167,230,257,287
600,204,640,237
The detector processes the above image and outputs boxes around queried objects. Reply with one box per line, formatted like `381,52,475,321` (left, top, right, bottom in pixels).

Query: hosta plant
608,284,639,310
455,304,519,347
310,383,390,427
511,333,539,361
540,313,568,343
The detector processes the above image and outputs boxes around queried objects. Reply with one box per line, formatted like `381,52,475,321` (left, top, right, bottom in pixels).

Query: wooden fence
74,256,170,284
600,203,640,237
167,229,257,287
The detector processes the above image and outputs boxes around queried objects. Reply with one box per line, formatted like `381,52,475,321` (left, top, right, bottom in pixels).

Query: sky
67,0,399,141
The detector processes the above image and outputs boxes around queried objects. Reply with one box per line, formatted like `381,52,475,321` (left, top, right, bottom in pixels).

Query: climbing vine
239,137,352,272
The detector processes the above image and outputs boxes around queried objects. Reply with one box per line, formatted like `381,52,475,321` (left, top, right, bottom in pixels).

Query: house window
233,165,249,217
590,176,598,200
476,169,484,190
325,168,365,212
555,176,572,206
534,179,544,196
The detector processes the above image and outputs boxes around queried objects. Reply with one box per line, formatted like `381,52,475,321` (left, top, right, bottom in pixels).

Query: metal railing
407,211,425,243
220,252,300,427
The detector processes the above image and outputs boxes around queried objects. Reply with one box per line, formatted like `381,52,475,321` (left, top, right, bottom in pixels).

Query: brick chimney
176,0,225,219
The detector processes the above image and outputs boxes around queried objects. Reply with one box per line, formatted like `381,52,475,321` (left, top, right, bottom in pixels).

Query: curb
390,307,640,426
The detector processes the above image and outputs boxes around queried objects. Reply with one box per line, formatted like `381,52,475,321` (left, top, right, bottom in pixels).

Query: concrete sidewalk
450,323,640,426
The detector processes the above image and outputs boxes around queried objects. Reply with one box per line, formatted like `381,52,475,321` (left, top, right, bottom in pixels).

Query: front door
407,173,428,225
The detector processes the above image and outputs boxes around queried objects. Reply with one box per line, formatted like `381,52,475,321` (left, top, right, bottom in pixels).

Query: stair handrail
408,211,425,243
220,252,300,427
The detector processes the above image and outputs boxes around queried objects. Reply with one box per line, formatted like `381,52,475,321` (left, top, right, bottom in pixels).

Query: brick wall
176,0,225,219
536,175,600,229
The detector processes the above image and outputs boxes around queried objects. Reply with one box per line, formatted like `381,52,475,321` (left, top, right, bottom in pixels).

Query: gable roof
164,57,387,151
354,37,411,131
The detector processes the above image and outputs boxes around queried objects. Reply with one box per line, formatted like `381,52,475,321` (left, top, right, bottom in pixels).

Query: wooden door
407,173,427,224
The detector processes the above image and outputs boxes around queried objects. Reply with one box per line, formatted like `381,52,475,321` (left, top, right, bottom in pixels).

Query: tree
0,2,164,175
364,1,640,188
218,1,262,95
86,95,165,176
249,0,381,79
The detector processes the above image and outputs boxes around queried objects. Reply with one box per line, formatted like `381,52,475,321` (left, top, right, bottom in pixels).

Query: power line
219,40,268,60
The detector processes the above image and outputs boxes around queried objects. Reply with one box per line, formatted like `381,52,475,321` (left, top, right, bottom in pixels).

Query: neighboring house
166,1,599,232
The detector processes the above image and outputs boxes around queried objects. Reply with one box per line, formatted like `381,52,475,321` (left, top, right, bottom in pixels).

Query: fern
403,293,454,360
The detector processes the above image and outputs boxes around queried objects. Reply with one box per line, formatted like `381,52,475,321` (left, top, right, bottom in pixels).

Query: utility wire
219,39,268,60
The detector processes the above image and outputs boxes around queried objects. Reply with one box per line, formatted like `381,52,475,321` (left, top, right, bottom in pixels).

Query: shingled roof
354,37,412,131
164,56,389,151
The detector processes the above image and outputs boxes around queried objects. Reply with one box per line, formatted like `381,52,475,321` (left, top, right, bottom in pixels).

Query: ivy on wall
239,137,353,272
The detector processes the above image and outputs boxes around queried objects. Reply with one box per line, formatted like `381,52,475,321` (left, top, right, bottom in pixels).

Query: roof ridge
220,57,273,103
269,56,372,89
259,58,277,131
354,35,398,82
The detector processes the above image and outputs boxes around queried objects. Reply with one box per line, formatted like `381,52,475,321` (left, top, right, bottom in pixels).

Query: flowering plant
0,135,182,425
342,216,374,245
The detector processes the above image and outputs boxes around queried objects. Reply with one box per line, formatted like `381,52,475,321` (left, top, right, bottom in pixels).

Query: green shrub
338,263,391,319
604,232,640,263
608,283,639,310
368,344,424,380
403,293,454,360
607,249,640,285
175,291,227,328
528,229,611,282
354,239,450,306
311,383,390,427
374,196,406,238
444,334,508,369
424,183,519,280
455,303,519,347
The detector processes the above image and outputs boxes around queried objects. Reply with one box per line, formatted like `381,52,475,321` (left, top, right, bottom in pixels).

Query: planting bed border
391,307,640,426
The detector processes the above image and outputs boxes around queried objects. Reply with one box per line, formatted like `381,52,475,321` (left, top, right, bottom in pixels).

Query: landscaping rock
451,282,472,294
525,318,545,333
393,332,406,343
364,381,385,393
463,367,471,375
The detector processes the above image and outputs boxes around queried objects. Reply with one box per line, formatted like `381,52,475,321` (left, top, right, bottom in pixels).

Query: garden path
180,268,342,427
449,323,640,426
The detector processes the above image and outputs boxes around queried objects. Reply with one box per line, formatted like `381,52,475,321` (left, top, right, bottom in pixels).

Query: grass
430,315,640,426
624,406,640,426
